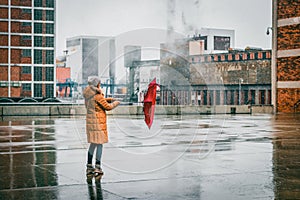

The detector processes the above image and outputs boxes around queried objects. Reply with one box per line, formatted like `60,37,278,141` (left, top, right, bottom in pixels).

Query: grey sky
56,0,272,57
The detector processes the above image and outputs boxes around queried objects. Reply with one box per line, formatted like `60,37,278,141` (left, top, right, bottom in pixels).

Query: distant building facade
66,36,116,93
0,0,56,98
160,36,271,105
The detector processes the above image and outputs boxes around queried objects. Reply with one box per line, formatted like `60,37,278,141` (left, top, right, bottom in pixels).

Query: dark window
34,83,43,97
22,9,32,14
34,0,43,7
34,49,42,64
46,50,54,64
22,22,31,27
34,23,43,33
46,23,54,34
230,90,235,105
45,67,54,81
22,35,31,40
214,36,230,50
46,10,54,21
46,0,55,8
244,90,249,104
22,83,31,91
260,90,265,105
34,36,43,47
45,84,53,97
34,9,43,20
22,49,31,57
45,37,54,47
22,66,31,74
34,67,43,81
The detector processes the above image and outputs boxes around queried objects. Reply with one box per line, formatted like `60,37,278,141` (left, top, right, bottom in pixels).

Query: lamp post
239,78,243,105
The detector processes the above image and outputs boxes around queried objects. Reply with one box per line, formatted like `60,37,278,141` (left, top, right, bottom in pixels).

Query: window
34,67,43,81
34,49,42,64
22,9,32,14
45,67,54,81
46,10,54,21
45,84,53,97
34,36,43,47
22,35,31,41
34,9,43,20
45,37,54,47
22,66,31,74
34,0,43,7
22,49,31,57
34,23,43,33
34,83,42,97
46,0,55,8
22,22,31,27
214,36,230,50
22,83,31,91
46,50,54,64
46,23,54,34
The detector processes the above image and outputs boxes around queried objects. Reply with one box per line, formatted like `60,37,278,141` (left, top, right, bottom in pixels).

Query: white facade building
66,36,116,87
189,28,235,55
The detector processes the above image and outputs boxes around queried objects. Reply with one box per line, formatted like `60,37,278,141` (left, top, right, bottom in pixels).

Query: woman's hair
88,76,100,87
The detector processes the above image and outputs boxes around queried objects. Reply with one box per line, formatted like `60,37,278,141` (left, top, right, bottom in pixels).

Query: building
56,59,71,97
66,36,116,94
192,28,235,54
160,36,271,105
0,0,56,98
272,0,300,113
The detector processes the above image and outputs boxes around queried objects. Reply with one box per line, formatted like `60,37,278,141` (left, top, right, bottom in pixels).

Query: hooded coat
83,85,120,144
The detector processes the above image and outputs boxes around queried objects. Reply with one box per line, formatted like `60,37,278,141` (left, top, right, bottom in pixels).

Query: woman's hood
83,85,102,99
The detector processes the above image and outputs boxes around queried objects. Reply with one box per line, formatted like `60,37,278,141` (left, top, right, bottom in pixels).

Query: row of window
34,0,55,8
20,83,54,97
5,0,55,8
20,66,54,81
20,49,54,64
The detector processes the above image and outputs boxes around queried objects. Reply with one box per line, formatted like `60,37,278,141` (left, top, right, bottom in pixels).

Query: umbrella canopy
143,78,158,129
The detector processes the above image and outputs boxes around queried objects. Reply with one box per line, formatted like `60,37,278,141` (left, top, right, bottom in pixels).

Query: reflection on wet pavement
0,114,299,199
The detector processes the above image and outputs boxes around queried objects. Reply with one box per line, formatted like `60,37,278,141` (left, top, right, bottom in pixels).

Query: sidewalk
0,114,299,199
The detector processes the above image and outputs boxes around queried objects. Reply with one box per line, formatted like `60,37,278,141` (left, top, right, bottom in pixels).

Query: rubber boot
94,164,104,176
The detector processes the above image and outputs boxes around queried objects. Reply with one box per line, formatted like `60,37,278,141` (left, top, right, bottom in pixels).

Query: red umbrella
143,78,158,129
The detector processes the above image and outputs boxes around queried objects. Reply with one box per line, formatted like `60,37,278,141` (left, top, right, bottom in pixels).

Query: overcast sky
56,0,272,56
56,0,272,82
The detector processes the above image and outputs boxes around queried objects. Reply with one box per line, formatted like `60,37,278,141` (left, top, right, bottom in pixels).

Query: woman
83,76,120,176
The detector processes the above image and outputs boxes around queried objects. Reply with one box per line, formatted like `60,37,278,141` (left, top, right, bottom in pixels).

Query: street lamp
239,78,243,105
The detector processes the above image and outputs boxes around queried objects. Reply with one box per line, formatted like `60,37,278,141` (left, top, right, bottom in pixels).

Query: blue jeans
87,143,103,165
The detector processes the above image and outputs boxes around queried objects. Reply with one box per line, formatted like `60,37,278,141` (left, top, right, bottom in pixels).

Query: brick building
0,0,56,98
272,0,300,113
160,48,271,106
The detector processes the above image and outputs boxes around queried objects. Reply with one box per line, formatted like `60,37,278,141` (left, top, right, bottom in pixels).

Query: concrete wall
0,104,273,116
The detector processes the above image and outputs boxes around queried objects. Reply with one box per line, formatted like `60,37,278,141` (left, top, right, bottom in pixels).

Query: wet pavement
0,113,300,199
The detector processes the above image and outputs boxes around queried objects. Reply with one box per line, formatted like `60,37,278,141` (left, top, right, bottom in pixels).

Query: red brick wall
277,24,300,50
276,0,300,113
277,57,300,81
21,74,31,81
0,66,8,81
11,8,31,20
0,88,8,97
11,0,31,7
0,21,8,32
0,35,8,46
0,49,8,63
0,8,8,18
277,88,300,112
10,87,21,97
11,22,31,33
10,66,21,81
0,0,8,5
277,0,300,19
